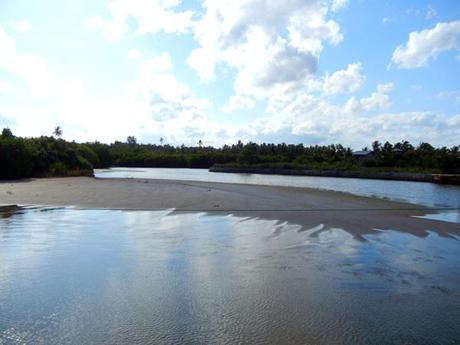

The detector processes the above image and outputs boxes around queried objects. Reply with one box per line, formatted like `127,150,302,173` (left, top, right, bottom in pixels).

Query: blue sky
0,0,459,148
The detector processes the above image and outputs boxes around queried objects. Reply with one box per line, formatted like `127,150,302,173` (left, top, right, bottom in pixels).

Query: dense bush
0,136,34,179
0,129,95,179
1,128,459,180
92,138,459,173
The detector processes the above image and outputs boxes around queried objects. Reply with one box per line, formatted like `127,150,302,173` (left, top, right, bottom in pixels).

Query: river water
95,167,460,208
0,206,459,345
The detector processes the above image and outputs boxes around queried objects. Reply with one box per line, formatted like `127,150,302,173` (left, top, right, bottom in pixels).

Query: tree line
0,128,459,180
0,128,97,179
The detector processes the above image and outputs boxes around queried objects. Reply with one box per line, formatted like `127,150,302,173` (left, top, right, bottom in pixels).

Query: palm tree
126,136,137,146
53,126,63,137
160,137,164,145
198,139,203,148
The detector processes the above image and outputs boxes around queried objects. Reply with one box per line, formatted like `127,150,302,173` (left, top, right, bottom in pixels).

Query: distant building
352,150,373,158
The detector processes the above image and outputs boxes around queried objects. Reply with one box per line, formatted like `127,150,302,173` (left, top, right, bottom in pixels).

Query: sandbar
0,177,458,237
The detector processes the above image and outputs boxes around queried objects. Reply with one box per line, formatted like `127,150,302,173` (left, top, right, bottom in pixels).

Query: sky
0,0,459,148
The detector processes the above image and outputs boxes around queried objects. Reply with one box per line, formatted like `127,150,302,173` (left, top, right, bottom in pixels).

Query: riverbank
1,177,458,237
209,166,451,183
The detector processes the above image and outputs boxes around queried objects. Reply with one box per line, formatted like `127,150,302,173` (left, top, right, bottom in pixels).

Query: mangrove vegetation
0,128,459,180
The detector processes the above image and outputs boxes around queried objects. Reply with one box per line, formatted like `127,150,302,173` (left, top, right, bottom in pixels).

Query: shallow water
95,167,460,208
0,206,459,345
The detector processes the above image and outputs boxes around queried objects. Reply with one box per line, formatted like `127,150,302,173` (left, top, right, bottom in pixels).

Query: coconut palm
53,126,63,137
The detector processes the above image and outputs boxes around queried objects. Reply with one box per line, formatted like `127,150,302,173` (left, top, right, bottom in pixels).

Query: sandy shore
0,177,458,237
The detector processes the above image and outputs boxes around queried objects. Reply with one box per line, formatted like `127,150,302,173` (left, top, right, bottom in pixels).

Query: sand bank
0,177,458,237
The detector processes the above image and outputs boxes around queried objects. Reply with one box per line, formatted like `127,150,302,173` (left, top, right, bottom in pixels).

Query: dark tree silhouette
1,128,14,139
1,127,460,180
53,126,63,137
126,136,137,146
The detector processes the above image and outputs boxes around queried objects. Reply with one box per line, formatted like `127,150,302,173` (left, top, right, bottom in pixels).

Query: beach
2,177,460,344
1,177,458,237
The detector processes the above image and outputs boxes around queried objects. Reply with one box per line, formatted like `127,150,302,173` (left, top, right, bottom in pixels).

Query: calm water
1,206,459,345
95,168,460,208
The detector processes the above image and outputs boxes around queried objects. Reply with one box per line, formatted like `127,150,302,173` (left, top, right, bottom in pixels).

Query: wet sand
0,177,458,237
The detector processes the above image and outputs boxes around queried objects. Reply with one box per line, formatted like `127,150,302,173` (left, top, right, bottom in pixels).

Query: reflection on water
416,210,460,224
95,167,460,208
0,206,459,345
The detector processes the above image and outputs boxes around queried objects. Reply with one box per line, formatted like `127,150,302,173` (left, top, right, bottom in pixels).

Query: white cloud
2,3,459,149
14,20,32,33
391,20,460,69
323,62,365,94
127,49,144,59
129,53,197,116
287,6,343,55
0,80,15,93
258,63,367,142
232,30,318,98
84,15,104,31
247,81,460,147
360,91,392,111
377,82,394,94
85,0,194,40
425,6,437,20
0,26,81,99
382,16,398,25
123,53,238,145
0,27,237,146
350,112,460,147
407,5,438,21
345,83,393,113
436,90,460,104
0,27,98,140
222,95,256,113
331,0,348,12
188,0,344,99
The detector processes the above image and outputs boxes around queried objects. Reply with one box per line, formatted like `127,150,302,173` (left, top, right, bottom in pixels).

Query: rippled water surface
95,167,460,208
1,206,459,345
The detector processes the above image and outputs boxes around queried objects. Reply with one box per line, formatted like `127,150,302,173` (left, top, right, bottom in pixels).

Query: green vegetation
219,140,460,174
1,128,459,180
0,128,95,179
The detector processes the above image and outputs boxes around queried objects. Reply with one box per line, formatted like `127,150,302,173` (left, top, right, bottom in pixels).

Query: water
1,206,459,344
95,168,460,208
